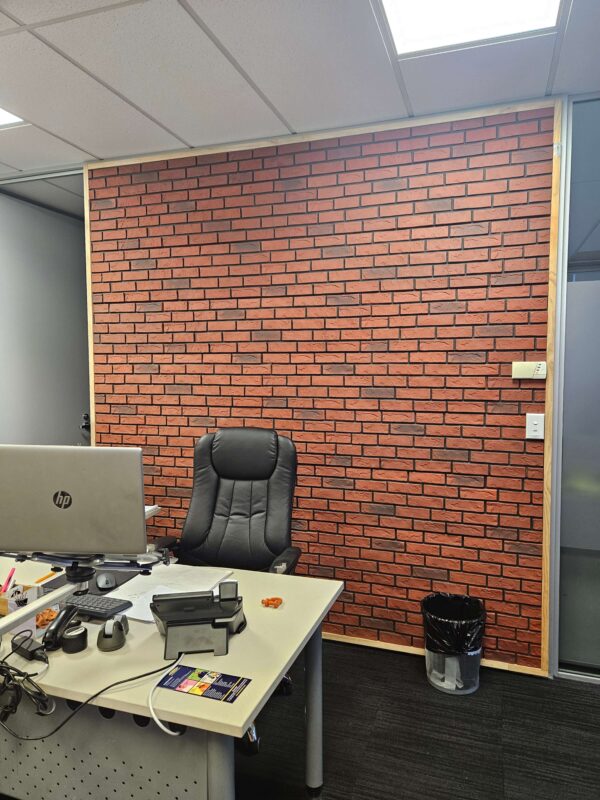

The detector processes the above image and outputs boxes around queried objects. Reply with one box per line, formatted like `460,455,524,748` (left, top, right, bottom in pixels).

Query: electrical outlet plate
526,413,545,440
512,361,547,379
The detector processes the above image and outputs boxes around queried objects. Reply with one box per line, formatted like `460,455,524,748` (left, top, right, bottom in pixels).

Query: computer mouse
95,572,117,592
97,615,129,652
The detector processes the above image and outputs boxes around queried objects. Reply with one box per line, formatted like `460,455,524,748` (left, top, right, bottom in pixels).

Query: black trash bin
421,593,485,695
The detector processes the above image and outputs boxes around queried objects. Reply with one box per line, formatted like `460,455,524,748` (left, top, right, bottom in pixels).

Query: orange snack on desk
36,608,58,629
261,597,283,609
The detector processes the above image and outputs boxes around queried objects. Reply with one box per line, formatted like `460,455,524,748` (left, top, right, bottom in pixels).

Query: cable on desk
0,632,53,721
0,657,181,741
147,654,184,736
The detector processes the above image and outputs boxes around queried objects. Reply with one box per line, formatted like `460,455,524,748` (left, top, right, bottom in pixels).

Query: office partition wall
559,98,600,674
0,192,89,445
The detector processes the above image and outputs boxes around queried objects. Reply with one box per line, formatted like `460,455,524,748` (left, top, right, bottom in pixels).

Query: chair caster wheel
275,674,293,696
236,724,260,756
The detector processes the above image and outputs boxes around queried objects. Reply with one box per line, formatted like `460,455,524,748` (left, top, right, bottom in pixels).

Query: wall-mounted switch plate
512,361,547,379
525,413,545,440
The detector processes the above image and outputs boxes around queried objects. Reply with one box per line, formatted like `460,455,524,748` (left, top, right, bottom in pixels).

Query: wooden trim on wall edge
540,100,563,674
323,632,549,678
86,96,559,172
82,163,96,446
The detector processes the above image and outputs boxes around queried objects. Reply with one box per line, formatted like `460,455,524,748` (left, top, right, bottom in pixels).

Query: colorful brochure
158,665,251,703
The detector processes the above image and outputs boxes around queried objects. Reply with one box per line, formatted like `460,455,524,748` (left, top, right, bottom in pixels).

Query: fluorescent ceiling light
381,0,561,55
0,107,23,126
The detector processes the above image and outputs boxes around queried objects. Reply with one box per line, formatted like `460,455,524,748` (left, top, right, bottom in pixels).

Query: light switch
512,361,547,379
525,413,545,440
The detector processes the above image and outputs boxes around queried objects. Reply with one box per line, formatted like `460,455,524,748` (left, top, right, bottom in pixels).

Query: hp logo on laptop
53,490,72,509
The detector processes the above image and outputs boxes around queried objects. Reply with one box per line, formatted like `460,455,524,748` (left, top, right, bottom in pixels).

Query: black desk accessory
62,593,132,620
150,581,246,658
61,624,88,654
43,605,80,652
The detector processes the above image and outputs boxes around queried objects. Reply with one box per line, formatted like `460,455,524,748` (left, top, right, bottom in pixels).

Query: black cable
0,658,180,741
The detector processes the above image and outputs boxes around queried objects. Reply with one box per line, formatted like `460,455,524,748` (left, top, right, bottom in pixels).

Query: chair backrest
179,427,297,570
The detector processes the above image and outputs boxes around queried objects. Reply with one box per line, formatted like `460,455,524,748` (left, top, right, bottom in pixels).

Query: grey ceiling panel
0,0,138,24
46,173,84,196
0,30,181,157
0,160,18,177
569,181,600,257
187,0,408,131
571,99,600,183
401,34,556,117
40,0,287,146
0,10,17,30
0,179,83,216
553,0,600,94
0,124,89,170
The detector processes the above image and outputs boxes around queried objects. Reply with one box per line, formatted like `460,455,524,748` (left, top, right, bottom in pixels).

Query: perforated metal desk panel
0,568,343,799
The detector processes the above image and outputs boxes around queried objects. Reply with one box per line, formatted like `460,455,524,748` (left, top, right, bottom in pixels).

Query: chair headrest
211,427,278,480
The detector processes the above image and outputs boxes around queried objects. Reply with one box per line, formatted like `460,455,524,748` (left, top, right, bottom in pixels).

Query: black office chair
155,427,301,754
158,426,300,574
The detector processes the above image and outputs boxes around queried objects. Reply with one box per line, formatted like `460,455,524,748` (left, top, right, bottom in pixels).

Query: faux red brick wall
89,106,553,668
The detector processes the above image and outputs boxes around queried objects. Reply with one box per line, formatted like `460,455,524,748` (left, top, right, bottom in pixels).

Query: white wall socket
525,413,545,440
512,361,547,379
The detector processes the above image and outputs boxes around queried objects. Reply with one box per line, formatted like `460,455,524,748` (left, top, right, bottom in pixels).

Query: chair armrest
147,536,180,555
269,547,301,575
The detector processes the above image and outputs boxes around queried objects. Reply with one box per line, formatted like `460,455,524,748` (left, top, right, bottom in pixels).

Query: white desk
0,556,59,588
0,568,343,799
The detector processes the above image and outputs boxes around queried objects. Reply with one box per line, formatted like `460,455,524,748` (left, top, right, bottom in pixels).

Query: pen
35,572,57,584
1,567,16,594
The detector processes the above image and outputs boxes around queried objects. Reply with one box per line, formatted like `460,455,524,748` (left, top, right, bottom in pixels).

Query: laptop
0,445,147,555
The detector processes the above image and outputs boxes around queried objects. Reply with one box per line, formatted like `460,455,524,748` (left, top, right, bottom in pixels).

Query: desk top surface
3,567,343,738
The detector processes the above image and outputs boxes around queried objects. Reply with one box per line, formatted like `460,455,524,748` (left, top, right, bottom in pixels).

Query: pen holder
0,584,39,617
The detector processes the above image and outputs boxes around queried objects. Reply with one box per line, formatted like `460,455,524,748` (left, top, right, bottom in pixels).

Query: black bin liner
422,593,485,655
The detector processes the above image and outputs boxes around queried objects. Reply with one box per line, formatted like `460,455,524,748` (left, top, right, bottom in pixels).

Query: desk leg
206,732,235,800
305,624,323,796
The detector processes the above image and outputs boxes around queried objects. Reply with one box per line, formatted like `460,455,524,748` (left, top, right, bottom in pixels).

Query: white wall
0,193,89,444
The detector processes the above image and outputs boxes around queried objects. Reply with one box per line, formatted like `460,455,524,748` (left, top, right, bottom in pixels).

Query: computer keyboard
64,593,132,620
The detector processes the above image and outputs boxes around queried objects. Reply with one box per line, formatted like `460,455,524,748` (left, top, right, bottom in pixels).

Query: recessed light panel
0,107,23,126
381,0,561,55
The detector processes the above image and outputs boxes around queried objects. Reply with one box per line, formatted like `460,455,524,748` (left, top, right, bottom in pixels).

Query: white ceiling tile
553,0,600,94
0,0,134,24
0,124,89,170
0,30,181,157
401,35,556,117
40,0,287,146
187,0,407,131
0,179,83,216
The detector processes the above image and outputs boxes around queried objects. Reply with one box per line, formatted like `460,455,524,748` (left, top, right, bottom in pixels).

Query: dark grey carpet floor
236,641,600,800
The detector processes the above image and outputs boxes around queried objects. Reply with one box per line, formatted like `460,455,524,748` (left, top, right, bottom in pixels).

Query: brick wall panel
89,107,553,668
